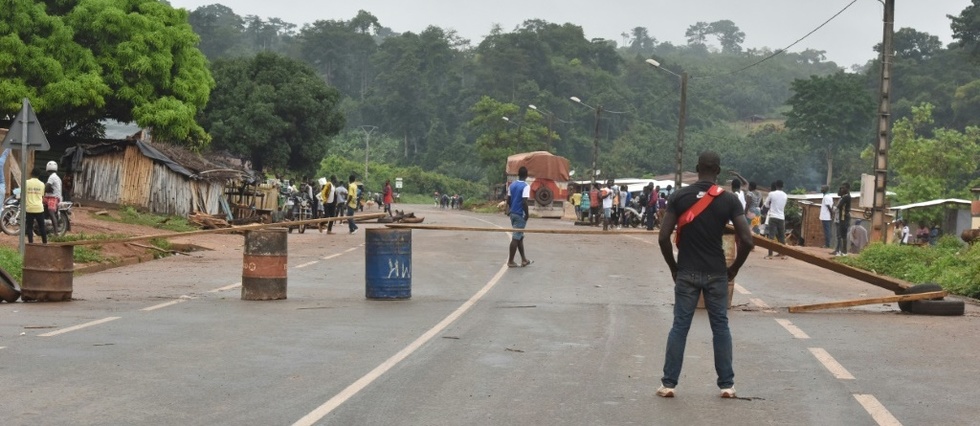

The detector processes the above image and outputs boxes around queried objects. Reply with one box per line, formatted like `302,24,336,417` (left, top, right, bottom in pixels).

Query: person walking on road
764,180,788,258
833,183,851,256
346,175,359,235
319,176,337,234
383,179,394,216
820,185,834,249
25,167,48,244
506,166,532,268
656,151,753,399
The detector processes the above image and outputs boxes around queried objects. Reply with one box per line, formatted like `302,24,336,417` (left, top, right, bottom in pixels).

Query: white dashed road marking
208,282,241,293
734,283,751,294
809,347,855,380
750,298,770,309
38,317,121,337
295,261,318,269
141,296,193,312
774,318,810,339
854,394,903,426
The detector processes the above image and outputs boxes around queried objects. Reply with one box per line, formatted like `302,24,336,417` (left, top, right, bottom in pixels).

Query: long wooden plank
52,212,387,247
385,223,653,235
743,229,911,294
788,291,947,313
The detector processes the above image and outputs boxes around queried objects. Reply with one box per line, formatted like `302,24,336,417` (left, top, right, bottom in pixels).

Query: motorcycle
1,192,72,237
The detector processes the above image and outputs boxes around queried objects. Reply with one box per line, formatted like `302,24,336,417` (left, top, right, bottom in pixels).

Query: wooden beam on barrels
51,212,387,247
384,223,652,235
788,291,947,313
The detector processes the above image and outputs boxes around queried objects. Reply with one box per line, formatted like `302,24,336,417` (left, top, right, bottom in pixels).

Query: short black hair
731,179,741,190
775,180,784,189
518,166,528,179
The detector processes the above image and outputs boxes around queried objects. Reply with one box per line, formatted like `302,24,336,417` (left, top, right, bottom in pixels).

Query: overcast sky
167,0,971,67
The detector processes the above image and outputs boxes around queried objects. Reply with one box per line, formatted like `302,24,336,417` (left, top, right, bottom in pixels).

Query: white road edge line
208,282,241,293
295,261,319,269
809,347,855,380
293,265,510,426
774,318,810,339
321,253,343,260
293,214,510,426
734,283,751,294
853,394,903,426
344,247,358,253
38,317,121,337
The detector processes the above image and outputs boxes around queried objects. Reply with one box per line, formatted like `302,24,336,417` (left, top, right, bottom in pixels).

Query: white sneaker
656,385,675,398
720,388,736,398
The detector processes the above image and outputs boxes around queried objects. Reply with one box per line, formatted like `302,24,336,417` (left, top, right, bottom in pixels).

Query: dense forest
182,3,980,197
3,1,979,208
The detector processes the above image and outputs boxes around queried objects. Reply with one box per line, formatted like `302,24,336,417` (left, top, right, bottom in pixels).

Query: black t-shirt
667,180,745,275
837,194,851,221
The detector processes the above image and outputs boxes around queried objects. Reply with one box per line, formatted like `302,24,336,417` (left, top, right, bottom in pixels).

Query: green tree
201,52,344,175
187,4,244,60
784,72,876,185
950,0,980,58
890,104,980,202
709,20,745,54
1,0,213,145
468,96,549,175
685,22,710,47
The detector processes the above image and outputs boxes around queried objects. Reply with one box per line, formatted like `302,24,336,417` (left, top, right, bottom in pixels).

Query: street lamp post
359,125,377,185
646,59,688,190
528,104,554,148
570,97,603,186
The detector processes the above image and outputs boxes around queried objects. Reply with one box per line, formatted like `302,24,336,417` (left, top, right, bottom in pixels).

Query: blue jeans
347,206,358,232
662,271,734,389
509,213,526,240
822,220,832,248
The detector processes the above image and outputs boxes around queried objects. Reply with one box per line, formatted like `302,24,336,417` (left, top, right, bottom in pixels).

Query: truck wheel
898,283,944,312
534,187,554,205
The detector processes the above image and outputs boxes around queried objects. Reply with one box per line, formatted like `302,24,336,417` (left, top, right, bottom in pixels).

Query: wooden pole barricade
50,212,387,247
788,291,947,313
384,223,654,235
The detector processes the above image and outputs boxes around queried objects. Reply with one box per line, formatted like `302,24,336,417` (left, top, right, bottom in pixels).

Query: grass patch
73,246,111,264
0,246,24,283
50,233,129,243
92,206,196,232
838,235,980,298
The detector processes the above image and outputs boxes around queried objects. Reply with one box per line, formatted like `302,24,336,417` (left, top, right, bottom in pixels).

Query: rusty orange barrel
365,228,411,300
21,244,74,302
242,228,287,300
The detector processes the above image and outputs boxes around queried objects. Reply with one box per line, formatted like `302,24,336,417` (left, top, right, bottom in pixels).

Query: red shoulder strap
675,185,724,244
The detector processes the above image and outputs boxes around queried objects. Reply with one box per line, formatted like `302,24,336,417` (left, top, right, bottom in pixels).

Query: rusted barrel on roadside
242,228,287,300
21,244,74,302
365,228,411,300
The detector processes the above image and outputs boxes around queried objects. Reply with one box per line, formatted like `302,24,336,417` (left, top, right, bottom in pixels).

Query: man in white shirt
601,181,614,231
819,185,834,249
764,180,788,258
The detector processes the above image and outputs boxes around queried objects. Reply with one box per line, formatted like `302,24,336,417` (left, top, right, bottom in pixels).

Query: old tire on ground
905,299,965,316
0,267,20,303
534,187,554,206
898,283,944,312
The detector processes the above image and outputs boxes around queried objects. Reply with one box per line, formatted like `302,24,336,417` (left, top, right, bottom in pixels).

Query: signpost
1,98,51,254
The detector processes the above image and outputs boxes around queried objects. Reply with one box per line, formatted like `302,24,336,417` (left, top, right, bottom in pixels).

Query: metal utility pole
360,125,377,185
675,71,688,190
871,0,894,242
591,105,603,186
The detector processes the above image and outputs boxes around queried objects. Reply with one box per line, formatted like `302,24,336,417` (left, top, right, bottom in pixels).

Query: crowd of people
568,181,673,231
276,175,397,235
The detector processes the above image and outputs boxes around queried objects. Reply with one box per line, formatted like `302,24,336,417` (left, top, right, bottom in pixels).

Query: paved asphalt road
1,204,978,425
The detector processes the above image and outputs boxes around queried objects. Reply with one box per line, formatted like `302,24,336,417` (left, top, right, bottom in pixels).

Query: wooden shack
64,136,245,217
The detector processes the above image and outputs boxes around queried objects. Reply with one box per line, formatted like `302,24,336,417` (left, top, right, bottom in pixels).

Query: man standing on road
347,175,359,235
25,167,48,244
833,183,851,256
506,166,532,268
820,185,834,249
319,176,337,234
764,180,788,259
657,151,753,399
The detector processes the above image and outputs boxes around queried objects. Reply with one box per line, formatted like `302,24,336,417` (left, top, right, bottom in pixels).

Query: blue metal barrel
365,228,411,300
